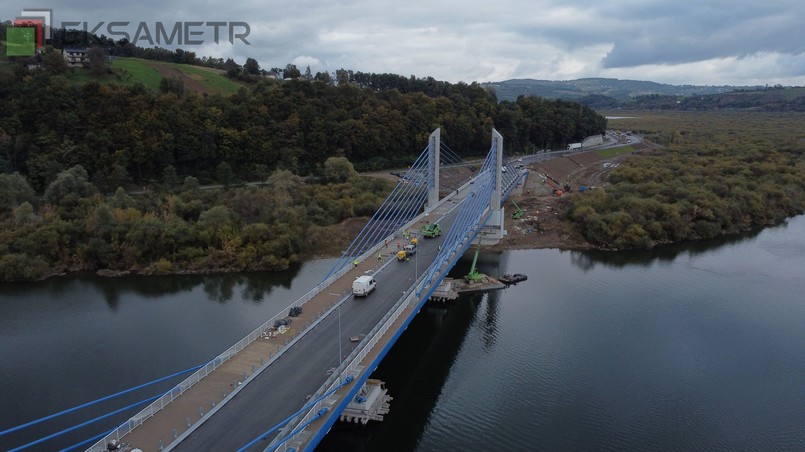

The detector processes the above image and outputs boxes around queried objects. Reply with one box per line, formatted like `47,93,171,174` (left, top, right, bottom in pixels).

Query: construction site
489,141,655,252
356,139,653,255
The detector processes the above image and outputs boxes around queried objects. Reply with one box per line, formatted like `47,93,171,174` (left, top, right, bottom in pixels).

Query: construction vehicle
421,223,441,238
464,248,486,283
542,173,564,197
512,201,524,220
397,244,416,261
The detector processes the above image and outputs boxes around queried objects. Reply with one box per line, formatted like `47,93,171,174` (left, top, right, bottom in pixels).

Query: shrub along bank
567,112,805,249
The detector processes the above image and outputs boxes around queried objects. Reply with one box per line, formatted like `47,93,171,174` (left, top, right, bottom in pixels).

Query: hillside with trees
483,77,805,112
0,59,605,281
485,78,740,102
578,87,805,112
0,67,604,187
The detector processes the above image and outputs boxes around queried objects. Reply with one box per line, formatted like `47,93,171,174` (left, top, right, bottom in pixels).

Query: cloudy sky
7,0,805,86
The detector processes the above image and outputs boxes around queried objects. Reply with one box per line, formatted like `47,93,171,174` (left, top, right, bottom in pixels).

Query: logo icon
6,26,36,56
4,8,52,56
20,9,53,40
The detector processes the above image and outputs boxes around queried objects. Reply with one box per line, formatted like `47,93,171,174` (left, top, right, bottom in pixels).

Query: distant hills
483,77,748,102
483,78,805,112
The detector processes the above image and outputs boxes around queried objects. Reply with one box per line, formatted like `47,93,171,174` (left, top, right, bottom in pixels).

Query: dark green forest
0,62,605,281
0,68,605,188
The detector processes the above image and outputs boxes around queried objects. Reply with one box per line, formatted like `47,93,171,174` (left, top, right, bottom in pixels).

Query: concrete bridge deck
116,191,468,451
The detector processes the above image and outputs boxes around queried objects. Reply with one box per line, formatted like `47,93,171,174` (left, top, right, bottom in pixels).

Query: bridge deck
123,256,366,449
90,130,526,451
119,194,466,451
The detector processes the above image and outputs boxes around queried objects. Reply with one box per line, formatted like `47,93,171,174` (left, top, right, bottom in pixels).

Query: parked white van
352,275,377,297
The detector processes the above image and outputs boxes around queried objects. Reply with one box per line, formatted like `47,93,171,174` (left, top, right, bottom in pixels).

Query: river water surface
2,217,805,451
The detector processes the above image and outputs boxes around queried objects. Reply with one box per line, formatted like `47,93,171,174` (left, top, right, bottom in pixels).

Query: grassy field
51,57,244,95
110,58,164,90
111,58,244,95
164,62,243,95
602,110,805,147
596,145,635,158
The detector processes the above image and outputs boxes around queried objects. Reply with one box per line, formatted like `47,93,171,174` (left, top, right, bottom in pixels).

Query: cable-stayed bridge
1,129,526,452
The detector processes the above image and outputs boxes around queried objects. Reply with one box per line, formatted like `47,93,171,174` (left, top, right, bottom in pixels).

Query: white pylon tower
474,128,506,245
426,128,440,210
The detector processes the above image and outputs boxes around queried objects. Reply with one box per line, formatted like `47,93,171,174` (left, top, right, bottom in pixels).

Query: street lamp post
338,304,342,364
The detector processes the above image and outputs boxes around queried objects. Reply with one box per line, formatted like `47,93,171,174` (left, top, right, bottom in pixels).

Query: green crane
465,247,486,283
512,201,524,220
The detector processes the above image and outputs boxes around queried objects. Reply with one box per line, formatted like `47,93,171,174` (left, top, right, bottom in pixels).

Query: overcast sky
7,0,805,86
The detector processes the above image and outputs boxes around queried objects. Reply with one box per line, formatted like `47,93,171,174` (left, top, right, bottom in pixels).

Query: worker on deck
353,259,358,269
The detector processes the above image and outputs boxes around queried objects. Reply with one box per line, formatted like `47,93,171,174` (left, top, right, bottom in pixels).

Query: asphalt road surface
174,206,460,451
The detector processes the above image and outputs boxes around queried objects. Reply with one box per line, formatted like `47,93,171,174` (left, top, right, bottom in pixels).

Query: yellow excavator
397,244,416,261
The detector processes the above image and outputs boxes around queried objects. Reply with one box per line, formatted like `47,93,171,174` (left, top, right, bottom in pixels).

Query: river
2,216,805,451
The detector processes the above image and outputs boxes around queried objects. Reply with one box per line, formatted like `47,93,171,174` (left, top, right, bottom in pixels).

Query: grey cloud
5,0,805,84
600,1,805,68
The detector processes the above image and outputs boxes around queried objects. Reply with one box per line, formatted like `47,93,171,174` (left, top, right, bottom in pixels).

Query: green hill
482,77,805,112
64,57,246,95
484,77,745,102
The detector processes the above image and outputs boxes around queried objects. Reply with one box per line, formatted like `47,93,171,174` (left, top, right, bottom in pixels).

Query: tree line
0,68,604,191
0,157,393,281
579,88,805,112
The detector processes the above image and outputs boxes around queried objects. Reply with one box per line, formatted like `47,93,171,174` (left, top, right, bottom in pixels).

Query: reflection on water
569,221,770,271
318,288,485,452
324,216,805,451
3,265,303,309
3,215,805,451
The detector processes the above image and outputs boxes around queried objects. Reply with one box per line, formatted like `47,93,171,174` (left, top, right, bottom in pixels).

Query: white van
352,275,377,297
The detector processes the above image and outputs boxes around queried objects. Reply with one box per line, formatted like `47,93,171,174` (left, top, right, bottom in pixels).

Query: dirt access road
488,142,655,251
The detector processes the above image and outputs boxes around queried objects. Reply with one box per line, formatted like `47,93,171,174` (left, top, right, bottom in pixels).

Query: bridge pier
473,128,506,245
339,379,392,424
473,208,506,245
